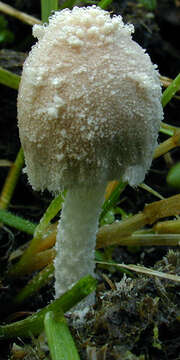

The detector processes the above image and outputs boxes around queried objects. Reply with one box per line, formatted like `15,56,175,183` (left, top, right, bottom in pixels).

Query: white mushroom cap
17,6,163,193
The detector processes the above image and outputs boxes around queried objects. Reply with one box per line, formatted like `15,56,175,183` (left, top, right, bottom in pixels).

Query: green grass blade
0,66,20,90
160,122,179,137
14,264,54,304
44,311,80,360
10,192,65,277
100,181,126,223
161,73,180,108
167,162,180,190
98,0,113,9
34,191,65,240
59,0,80,9
138,0,157,11
0,148,24,210
0,209,36,235
0,275,96,339
41,0,59,23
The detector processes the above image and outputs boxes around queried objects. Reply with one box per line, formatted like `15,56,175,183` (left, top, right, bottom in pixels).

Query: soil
0,1,180,359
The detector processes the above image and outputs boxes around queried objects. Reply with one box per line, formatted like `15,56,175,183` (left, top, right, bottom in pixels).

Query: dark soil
0,1,180,359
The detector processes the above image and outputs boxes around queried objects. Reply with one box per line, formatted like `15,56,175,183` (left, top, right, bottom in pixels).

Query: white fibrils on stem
55,184,106,306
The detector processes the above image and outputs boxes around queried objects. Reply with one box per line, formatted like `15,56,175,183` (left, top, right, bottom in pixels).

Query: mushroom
17,6,163,306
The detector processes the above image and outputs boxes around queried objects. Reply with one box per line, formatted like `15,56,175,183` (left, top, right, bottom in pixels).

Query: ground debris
71,250,180,359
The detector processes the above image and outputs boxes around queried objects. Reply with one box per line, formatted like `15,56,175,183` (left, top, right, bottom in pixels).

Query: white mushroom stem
54,183,107,304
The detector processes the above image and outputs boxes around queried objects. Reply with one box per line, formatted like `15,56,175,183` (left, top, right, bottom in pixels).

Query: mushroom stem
54,183,106,305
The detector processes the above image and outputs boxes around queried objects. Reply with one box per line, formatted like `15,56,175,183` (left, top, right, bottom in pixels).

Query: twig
0,1,41,26
153,131,180,159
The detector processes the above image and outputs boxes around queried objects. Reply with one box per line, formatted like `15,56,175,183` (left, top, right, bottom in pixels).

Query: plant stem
98,0,113,9
153,131,180,159
14,264,54,304
44,311,80,360
154,218,180,234
9,194,64,277
0,66,20,90
0,1,41,25
0,275,96,338
34,192,65,241
100,181,126,222
41,0,59,23
59,0,79,10
161,72,180,107
96,261,180,282
0,148,24,209
97,194,180,248
0,209,36,234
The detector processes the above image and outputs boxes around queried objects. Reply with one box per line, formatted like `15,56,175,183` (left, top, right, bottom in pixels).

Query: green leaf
0,275,96,339
138,0,157,11
14,264,54,305
0,15,14,44
59,0,79,9
100,181,126,222
0,66,20,90
98,0,113,9
167,162,180,190
0,209,36,235
41,0,59,23
161,73,180,108
44,311,80,360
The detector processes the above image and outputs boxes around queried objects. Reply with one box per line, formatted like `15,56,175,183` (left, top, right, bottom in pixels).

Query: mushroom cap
17,6,163,193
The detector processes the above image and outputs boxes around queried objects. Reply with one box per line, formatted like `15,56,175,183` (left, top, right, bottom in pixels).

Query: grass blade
44,311,80,360
0,209,36,235
10,192,64,277
34,192,65,240
0,2,41,26
100,181,126,222
0,148,24,210
161,73,180,107
14,264,54,304
0,275,96,339
41,0,59,23
0,66,20,90
96,261,180,282
98,0,113,9
59,0,79,9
